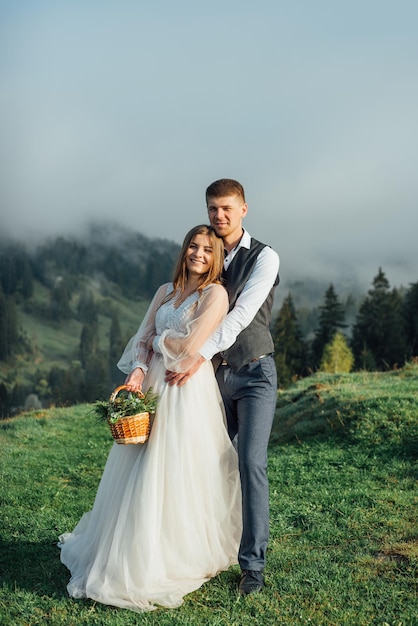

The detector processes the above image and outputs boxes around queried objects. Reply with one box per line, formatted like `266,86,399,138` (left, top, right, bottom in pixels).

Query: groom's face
206,194,247,242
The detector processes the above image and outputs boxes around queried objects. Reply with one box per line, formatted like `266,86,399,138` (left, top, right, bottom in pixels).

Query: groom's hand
165,356,205,386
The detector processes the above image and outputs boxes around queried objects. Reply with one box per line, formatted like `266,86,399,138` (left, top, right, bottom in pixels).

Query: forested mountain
0,224,180,417
0,223,179,301
1,224,417,417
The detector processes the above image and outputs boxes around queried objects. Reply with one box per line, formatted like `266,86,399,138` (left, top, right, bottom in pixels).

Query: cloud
1,1,417,294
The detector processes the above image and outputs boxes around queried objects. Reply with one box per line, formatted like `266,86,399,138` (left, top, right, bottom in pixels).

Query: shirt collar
223,229,251,268
239,229,251,250
228,228,251,253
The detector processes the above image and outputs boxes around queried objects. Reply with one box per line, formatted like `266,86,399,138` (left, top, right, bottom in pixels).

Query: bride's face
185,234,214,278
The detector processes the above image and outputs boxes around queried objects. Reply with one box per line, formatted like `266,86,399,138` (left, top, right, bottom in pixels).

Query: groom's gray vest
219,238,279,372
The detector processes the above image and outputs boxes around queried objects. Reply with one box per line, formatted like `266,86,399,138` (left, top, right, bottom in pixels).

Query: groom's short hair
206,179,245,203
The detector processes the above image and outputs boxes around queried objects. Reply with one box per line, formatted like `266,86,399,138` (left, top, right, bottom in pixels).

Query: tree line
1,228,417,416
272,268,418,387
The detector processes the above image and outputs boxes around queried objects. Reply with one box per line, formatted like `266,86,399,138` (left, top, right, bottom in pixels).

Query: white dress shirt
200,229,280,361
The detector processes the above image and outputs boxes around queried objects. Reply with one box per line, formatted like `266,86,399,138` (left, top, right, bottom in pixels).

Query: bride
59,224,242,612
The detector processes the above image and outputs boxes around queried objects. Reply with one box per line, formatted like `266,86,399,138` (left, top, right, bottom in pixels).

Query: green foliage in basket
93,388,159,424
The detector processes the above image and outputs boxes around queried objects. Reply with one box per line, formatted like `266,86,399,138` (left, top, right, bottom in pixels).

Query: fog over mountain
1,1,417,298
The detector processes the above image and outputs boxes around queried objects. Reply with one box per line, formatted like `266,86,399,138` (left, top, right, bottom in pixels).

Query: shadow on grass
0,537,70,599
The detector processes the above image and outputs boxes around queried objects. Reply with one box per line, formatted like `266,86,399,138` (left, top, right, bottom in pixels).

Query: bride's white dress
59,284,242,612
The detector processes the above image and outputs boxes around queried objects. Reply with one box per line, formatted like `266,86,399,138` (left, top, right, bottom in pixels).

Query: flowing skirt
59,356,242,612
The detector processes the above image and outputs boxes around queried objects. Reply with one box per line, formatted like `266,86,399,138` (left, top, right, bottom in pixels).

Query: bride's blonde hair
171,225,224,296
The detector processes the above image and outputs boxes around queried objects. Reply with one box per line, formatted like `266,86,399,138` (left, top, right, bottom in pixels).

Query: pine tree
109,312,125,386
0,289,7,360
48,362,84,406
272,293,307,388
10,382,26,412
48,367,67,405
0,290,19,360
0,253,17,295
49,278,72,320
145,251,174,297
77,290,98,325
0,382,9,419
83,353,111,402
320,332,354,373
109,312,122,359
351,268,407,370
20,260,34,298
79,321,98,368
403,281,418,358
311,284,346,369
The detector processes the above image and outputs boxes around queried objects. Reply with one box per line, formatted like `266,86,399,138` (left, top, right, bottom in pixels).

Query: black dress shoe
239,570,264,596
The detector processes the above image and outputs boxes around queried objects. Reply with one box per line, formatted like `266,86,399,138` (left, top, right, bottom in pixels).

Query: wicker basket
108,385,154,445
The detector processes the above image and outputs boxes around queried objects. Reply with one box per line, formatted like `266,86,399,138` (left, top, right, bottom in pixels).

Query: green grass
0,366,417,625
18,311,84,364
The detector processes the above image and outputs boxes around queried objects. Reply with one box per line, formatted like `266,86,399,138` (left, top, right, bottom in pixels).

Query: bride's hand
125,367,145,392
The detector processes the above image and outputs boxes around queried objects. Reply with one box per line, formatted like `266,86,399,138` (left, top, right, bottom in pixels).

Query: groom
167,178,280,595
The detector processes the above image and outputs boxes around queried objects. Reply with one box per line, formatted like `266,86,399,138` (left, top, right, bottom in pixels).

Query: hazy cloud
1,0,417,294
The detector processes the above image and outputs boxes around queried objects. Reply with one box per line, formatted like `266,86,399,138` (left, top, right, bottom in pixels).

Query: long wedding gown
59,283,242,612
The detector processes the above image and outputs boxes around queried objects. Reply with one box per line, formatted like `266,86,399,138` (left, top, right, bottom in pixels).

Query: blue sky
1,0,417,292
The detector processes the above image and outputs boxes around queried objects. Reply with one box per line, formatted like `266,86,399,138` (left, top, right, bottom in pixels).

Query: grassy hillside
271,361,418,452
0,366,417,625
0,278,151,391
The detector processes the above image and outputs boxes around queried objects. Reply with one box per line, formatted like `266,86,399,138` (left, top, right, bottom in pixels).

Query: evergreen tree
10,382,26,412
311,284,346,369
77,289,98,324
109,312,122,359
320,332,354,373
20,260,34,298
145,251,173,296
0,382,9,419
272,293,307,388
0,253,17,295
351,268,407,370
0,289,7,360
48,362,83,406
48,366,68,405
403,281,418,358
70,361,84,403
82,352,111,402
49,278,72,320
79,321,98,368
0,290,19,360
109,312,125,386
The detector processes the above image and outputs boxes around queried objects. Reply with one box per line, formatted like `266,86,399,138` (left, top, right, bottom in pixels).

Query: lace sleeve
159,283,228,372
117,283,170,374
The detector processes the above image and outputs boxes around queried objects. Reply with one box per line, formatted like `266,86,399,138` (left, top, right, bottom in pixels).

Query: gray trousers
216,355,277,572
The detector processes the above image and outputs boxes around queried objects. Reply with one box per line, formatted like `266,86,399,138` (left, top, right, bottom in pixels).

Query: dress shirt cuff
199,346,214,361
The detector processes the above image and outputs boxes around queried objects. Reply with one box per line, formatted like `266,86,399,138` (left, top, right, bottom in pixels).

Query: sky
1,0,417,296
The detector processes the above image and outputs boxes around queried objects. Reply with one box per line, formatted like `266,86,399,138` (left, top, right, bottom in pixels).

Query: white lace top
117,282,228,374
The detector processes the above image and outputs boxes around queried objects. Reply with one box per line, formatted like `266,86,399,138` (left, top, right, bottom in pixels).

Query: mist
1,1,417,297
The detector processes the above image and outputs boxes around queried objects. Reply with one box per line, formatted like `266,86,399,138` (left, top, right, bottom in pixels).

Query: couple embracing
59,178,280,612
